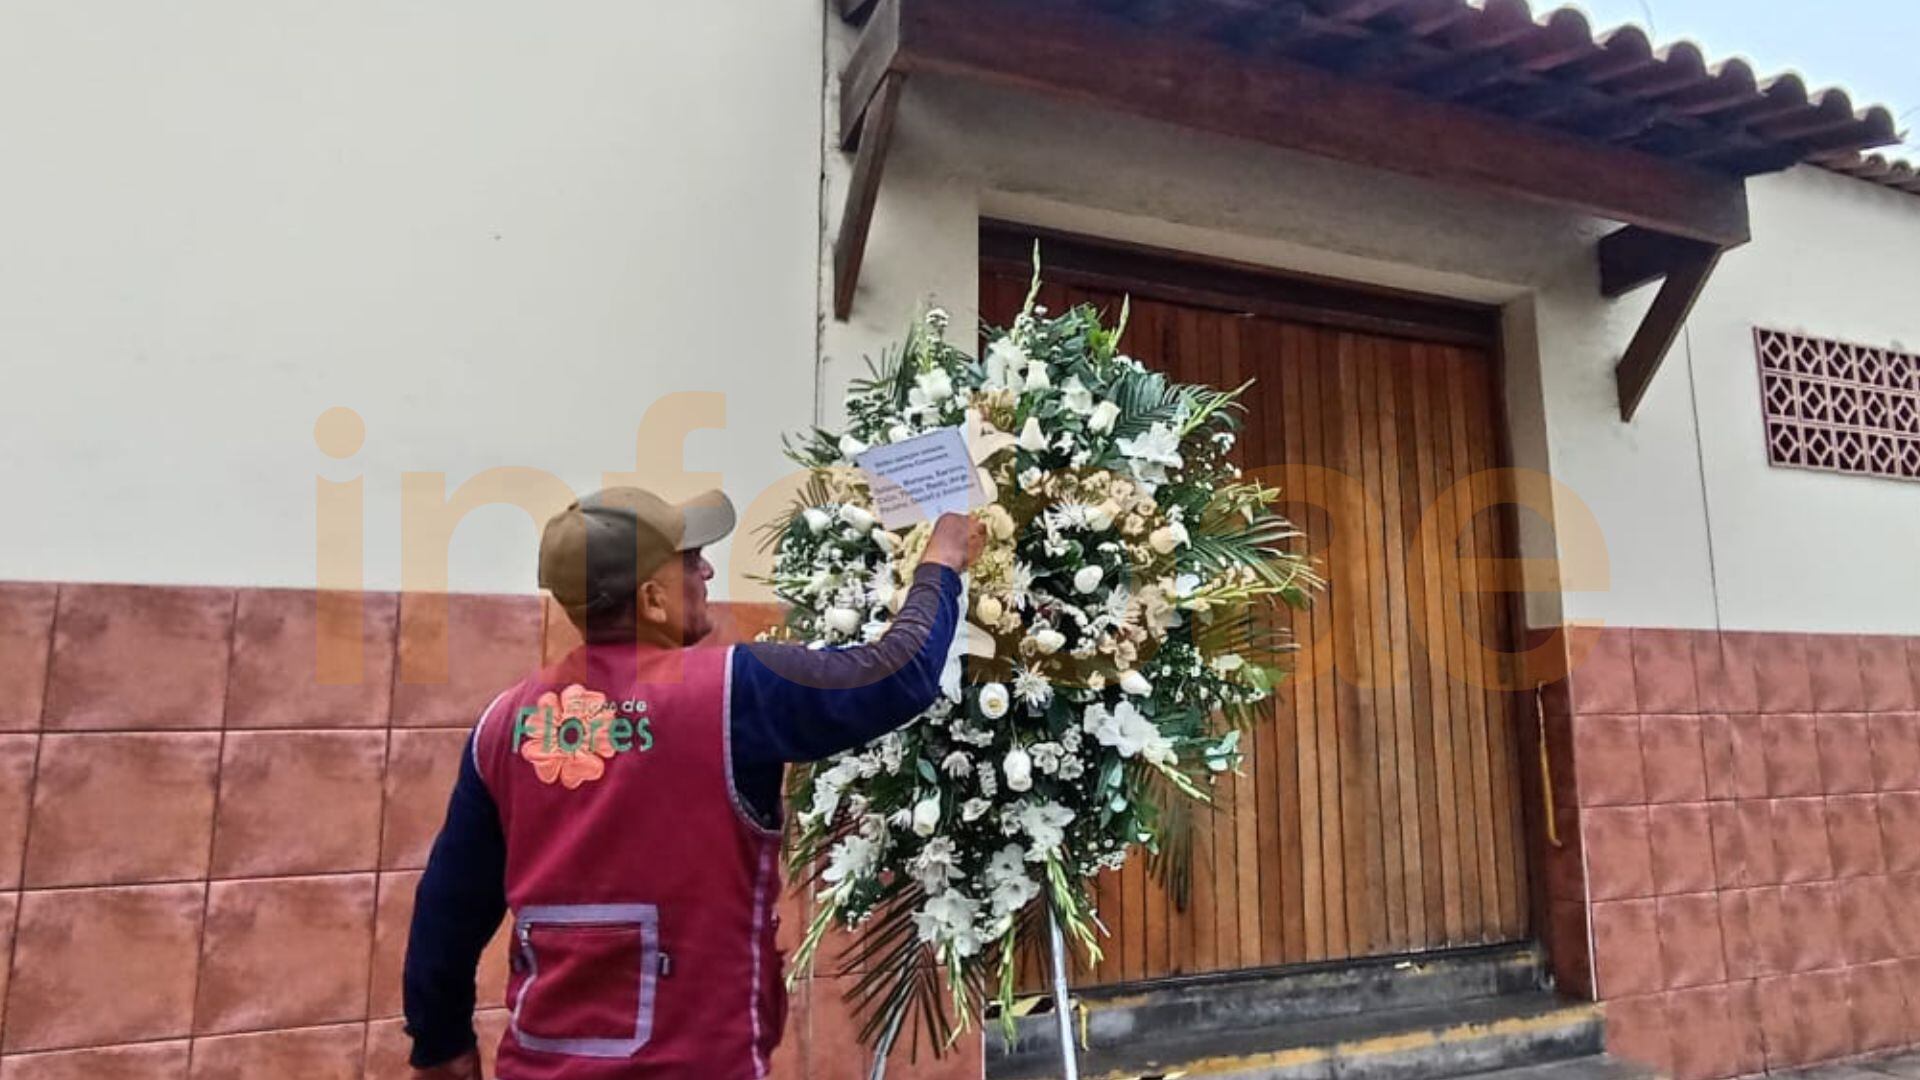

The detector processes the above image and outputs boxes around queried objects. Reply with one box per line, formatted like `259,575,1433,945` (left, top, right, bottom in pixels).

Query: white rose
978,682,1010,719
840,434,870,458
976,595,1005,624
1003,747,1033,793
1018,416,1048,452
838,504,876,533
1073,566,1104,594
1118,670,1152,696
1030,629,1066,655
802,508,832,534
1088,400,1121,434
1148,526,1181,555
912,795,942,837
981,504,1017,541
1024,362,1052,392
825,608,862,635
917,368,954,402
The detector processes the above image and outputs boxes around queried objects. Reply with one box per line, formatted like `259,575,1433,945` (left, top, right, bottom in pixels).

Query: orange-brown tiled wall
1538,626,1920,1080
0,581,981,1080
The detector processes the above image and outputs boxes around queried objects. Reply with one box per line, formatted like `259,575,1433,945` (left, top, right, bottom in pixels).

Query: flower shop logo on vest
514,684,654,788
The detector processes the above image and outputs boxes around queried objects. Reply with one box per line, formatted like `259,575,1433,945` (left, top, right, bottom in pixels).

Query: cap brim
677,489,736,550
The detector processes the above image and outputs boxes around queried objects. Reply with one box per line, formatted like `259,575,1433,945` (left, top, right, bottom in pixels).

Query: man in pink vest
404,487,980,1079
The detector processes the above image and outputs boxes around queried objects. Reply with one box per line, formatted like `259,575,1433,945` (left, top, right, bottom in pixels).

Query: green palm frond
1106,368,1197,438
754,470,840,554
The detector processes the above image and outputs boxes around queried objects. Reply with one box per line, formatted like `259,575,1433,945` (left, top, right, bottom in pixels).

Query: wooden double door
983,232,1531,985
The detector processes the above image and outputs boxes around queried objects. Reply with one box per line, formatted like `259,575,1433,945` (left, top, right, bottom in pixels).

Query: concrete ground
1781,1052,1920,1079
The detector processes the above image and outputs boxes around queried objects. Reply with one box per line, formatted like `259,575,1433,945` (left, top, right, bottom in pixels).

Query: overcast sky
1574,0,1919,157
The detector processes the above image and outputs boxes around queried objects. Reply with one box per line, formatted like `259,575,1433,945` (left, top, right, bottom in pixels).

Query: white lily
1060,375,1095,415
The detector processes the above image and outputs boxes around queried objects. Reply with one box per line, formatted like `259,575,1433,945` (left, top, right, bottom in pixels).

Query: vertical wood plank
1395,349,1449,945
1279,321,1325,964
1354,335,1406,952
1375,338,1424,949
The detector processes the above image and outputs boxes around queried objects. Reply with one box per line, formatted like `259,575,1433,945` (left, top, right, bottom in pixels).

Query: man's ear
635,579,672,626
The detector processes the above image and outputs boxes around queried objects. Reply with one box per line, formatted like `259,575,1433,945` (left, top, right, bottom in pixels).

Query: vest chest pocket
509,903,661,1059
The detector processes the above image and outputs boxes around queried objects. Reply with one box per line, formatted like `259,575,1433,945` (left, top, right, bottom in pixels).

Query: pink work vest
472,643,785,1080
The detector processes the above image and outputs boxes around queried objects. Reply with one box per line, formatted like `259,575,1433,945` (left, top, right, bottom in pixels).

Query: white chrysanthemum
1007,562,1037,609
1012,666,1053,709
1030,742,1064,775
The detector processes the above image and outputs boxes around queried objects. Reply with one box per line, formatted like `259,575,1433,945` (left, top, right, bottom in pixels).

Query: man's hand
922,512,986,571
412,1049,483,1080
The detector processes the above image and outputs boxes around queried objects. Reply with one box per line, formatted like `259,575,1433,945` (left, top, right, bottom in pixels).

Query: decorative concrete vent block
1757,327,1920,482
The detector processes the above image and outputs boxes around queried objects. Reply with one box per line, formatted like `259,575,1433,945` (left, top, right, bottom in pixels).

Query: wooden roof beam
891,0,1752,246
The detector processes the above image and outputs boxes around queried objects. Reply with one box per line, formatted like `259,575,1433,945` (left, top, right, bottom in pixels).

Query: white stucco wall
820,38,1920,635
0,1,824,595
1684,169,1920,633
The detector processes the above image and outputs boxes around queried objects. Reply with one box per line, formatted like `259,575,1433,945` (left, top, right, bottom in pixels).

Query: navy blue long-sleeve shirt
402,564,961,1068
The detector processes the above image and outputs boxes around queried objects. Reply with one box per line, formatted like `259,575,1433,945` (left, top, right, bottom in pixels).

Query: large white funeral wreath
766,263,1318,1055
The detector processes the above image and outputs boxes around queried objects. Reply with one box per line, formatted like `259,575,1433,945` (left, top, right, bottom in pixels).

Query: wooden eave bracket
833,70,906,321
1600,216,1748,422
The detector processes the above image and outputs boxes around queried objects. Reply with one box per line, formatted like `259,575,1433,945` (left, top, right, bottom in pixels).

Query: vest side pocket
509,903,660,1059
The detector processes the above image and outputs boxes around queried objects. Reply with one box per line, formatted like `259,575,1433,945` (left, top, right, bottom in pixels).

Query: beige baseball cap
538,487,735,614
